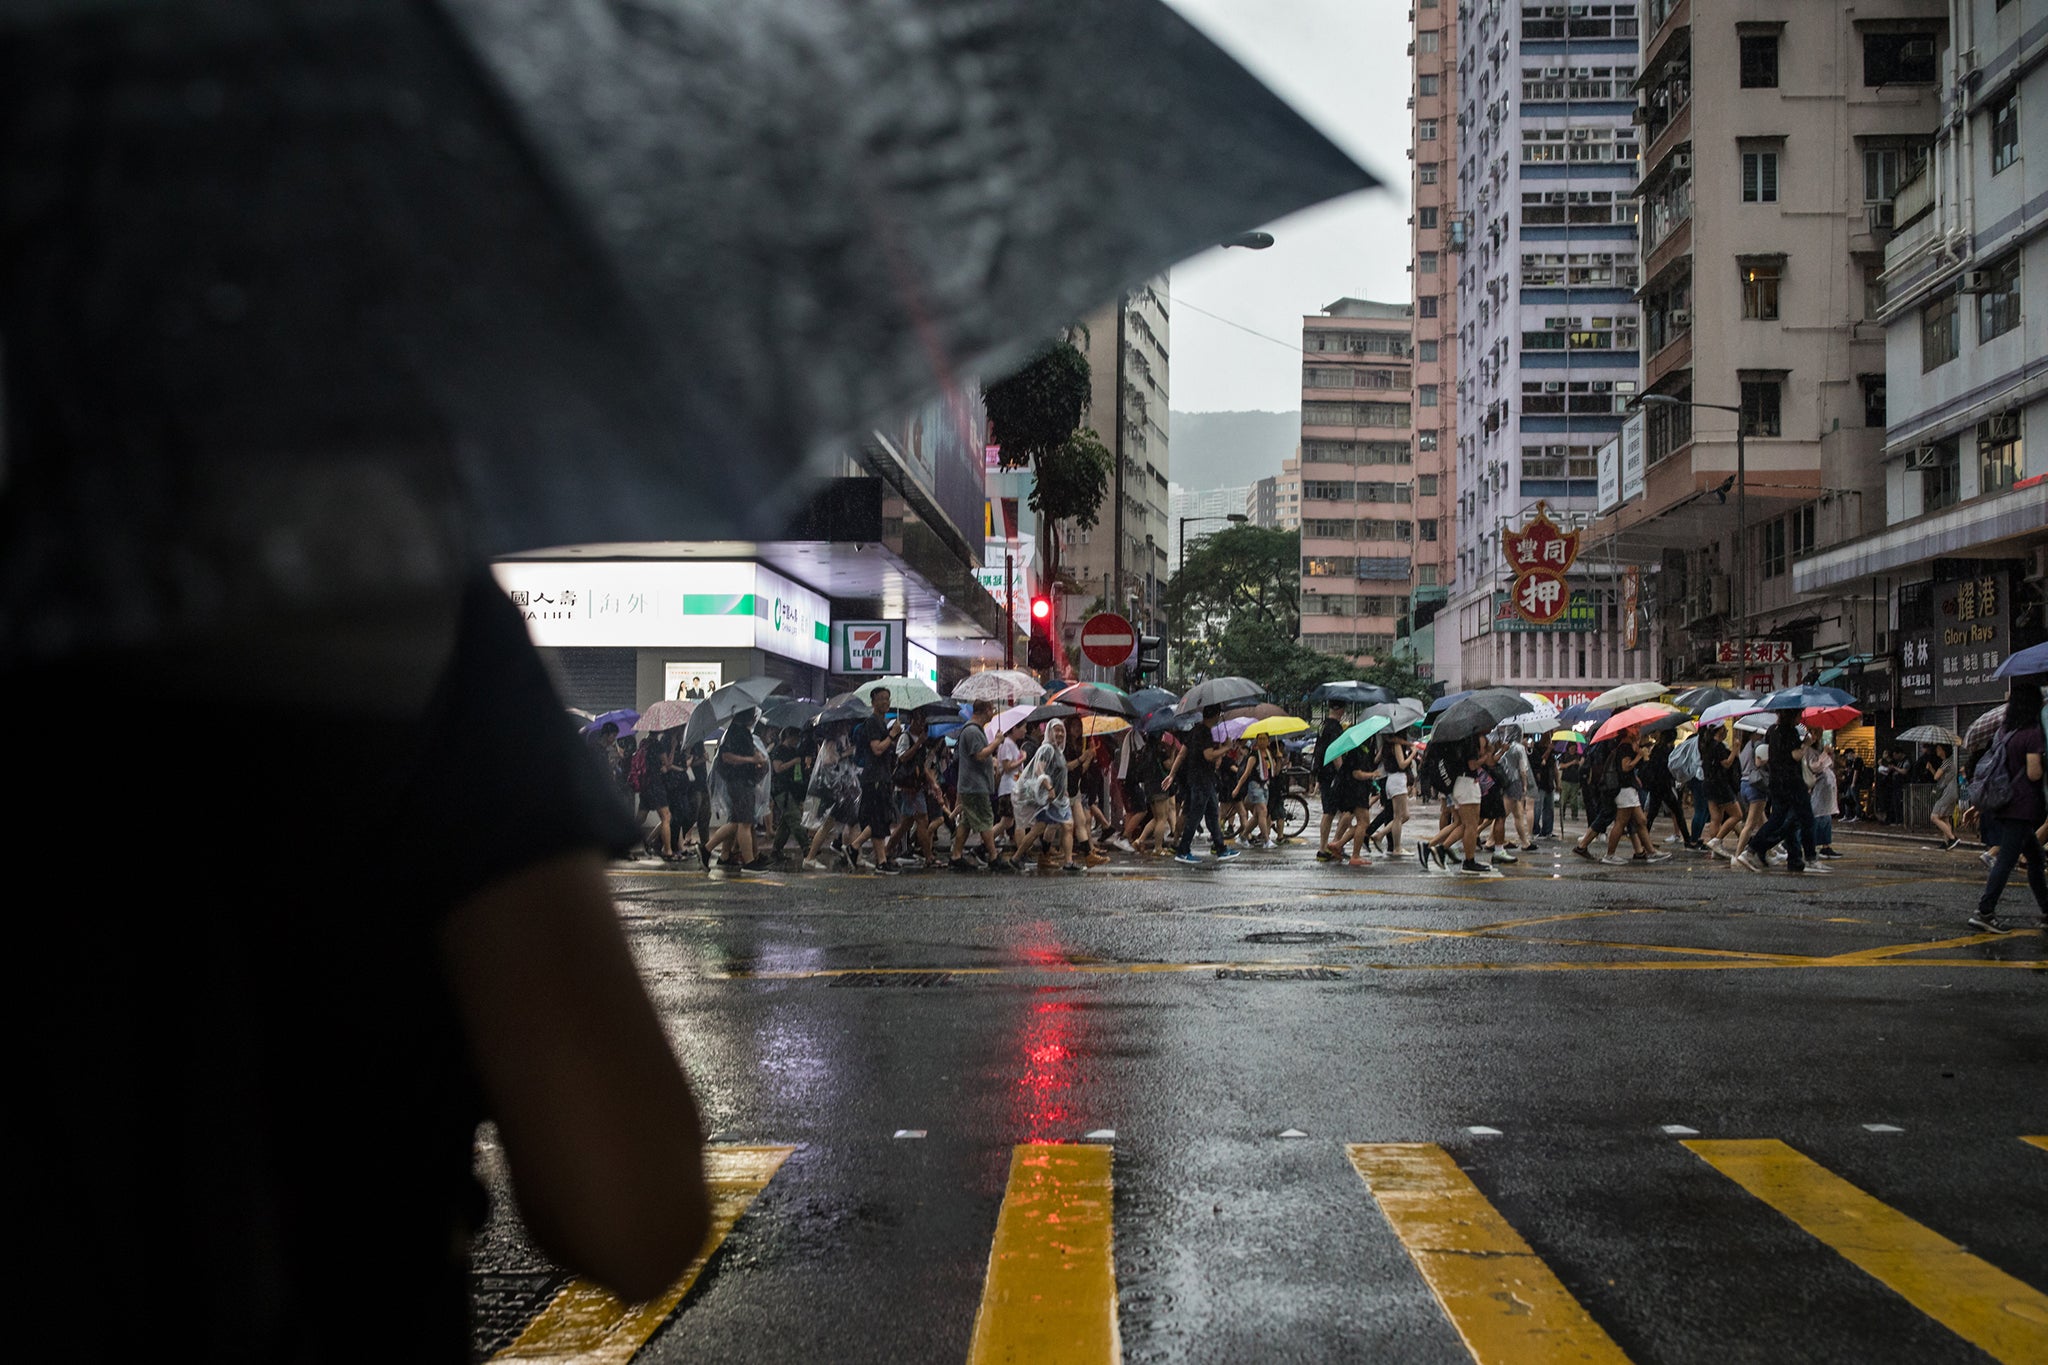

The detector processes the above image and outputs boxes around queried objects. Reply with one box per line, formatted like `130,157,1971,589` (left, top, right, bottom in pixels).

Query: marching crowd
583,677,2048,933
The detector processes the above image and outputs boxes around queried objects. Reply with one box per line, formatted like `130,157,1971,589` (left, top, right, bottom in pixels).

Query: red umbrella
1801,705,1861,731
1592,703,1680,742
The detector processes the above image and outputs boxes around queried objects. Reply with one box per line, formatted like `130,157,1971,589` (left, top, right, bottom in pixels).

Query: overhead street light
1219,231,1275,249
1174,512,1249,678
1635,392,1750,683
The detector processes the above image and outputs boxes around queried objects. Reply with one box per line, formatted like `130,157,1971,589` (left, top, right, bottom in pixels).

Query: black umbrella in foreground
0,0,1375,664
1430,688,1534,744
681,677,785,748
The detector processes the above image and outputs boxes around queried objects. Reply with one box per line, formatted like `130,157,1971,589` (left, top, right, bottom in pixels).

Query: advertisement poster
1621,566,1641,650
491,561,831,669
663,664,725,700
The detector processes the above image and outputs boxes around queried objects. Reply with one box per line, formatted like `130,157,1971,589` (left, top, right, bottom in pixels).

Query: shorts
1246,782,1268,808
996,793,1015,823
859,784,895,836
1384,773,1408,797
894,789,928,820
1614,787,1641,809
1035,800,1073,825
724,786,759,826
1739,781,1760,805
958,792,995,833
1452,776,1482,806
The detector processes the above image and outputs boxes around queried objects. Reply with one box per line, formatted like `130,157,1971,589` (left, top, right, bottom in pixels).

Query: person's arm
868,723,899,757
1163,745,1184,790
976,732,1002,762
441,851,709,1303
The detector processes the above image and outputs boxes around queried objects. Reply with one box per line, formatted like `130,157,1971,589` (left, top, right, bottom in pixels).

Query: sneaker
1941,837,1961,851
1571,844,1596,861
875,861,903,875
1732,850,1764,873
1084,851,1111,867
1459,860,1489,875
1644,851,1672,863
1263,839,1278,849
993,856,1020,872
1705,838,1724,857
1967,913,2012,934
949,857,979,871
706,865,727,880
1315,848,1337,862
1817,848,1843,859
1173,853,1202,866
1215,848,1242,863
1063,862,1085,874
803,857,831,871
1802,861,1830,874
1604,854,1631,865
745,857,772,871
841,847,860,872
1416,844,1432,871
1109,836,1136,853
1493,848,1518,863
1520,843,1539,852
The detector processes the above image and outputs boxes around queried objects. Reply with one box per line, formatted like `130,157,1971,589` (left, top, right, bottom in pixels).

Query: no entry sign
1080,612,1137,668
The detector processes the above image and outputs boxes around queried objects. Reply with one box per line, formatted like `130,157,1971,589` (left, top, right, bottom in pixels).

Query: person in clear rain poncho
1012,719,1081,874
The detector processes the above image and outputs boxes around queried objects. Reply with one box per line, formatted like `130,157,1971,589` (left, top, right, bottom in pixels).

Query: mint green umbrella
1323,714,1393,766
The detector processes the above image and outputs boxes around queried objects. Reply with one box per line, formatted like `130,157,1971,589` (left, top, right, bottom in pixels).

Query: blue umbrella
1755,684,1854,711
1993,641,2048,679
581,707,639,736
1557,701,1611,726
1425,689,1472,716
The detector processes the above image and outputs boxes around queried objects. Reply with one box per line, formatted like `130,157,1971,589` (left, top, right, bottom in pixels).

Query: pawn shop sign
1502,502,1581,576
1513,568,1571,625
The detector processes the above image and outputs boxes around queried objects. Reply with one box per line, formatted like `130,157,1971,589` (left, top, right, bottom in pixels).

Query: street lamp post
1175,512,1248,678
1639,394,1747,684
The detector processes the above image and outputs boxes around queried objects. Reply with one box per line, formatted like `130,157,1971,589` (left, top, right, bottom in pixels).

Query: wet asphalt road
469,822,2047,1364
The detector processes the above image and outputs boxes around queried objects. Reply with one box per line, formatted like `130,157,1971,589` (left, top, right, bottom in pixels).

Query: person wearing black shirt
1531,736,1559,839
1167,708,1241,863
849,689,903,871
1313,706,1347,861
1737,713,1815,873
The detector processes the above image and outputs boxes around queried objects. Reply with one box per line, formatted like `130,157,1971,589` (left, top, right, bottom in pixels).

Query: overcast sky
1162,0,1414,414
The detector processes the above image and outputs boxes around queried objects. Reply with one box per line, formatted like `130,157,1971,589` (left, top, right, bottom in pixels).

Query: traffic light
1133,634,1164,681
1027,594,1054,669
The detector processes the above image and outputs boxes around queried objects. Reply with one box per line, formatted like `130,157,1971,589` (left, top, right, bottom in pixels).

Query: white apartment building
1443,0,1649,690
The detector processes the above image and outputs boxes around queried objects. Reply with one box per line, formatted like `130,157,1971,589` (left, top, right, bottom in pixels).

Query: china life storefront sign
1501,502,1581,626
1932,569,2011,704
490,561,831,669
1491,589,1598,632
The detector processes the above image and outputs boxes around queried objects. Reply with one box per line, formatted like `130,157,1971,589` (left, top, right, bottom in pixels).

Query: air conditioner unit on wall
1961,270,1996,293
1868,203,1897,231
1670,309,1692,326
1982,412,2019,441
1906,445,1942,469
1670,152,1691,172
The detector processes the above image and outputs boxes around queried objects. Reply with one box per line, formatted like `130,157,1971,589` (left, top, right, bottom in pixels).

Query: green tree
1164,524,1301,673
982,336,1110,589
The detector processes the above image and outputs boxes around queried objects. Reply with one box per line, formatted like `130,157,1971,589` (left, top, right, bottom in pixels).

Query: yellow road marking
1826,932,2018,962
1347,1143,1633,1365
493,1145,793,1363
2024,1136,2047,1153
1685,1139,2048,1365
967,1143,1119,1365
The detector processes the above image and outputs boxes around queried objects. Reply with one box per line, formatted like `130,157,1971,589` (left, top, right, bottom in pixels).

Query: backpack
1668,737,1703,784
1969,729,2021,815
627,745,650,794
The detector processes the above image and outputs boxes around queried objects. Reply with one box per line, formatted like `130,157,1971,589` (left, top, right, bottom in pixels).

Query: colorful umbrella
631,700,690,734
1323,715,1393,765
1243,716,1311,740
1210,715,1256,742
1592,702,1680,742
1800,705,1861,731
1548,729,1585,744
1081,715,1131,737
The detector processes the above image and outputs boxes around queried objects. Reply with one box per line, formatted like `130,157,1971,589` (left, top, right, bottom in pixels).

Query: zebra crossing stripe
1347,1143,1634,1365
967,1143,1119,1364
1685,1139,2048,1365
491,1145,793,1363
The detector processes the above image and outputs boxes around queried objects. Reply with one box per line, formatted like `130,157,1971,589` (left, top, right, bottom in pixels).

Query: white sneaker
1732,850,1764,873
1493,848,1518,863
803,857,831,871
1109,836,1136,853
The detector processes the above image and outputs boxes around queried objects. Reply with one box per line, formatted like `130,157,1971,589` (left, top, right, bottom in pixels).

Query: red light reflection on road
1013,994,1079,1141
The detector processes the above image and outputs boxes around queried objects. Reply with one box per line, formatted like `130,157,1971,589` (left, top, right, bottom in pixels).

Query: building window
1921,290,1959,371
1419,163,1440,184
1739,33,1779,88
1979,415,2022,494
1740,258,1782,320
1977,253,2021,342
1741,151,1779,203
1419,251,1439,274
1418,30,1439,52
1419,74,1440,96
1922,439,1960,511
1418,519,1439,541
1990,93,2018,174
1861,375,1886,428
1419,119,1439,142
1418,206,1439,229
1303,557,1357,578
1417,430,1439,451
1418,339,1439,361
1418,474,1439,496
1864,31,1938,86
1739,377,1782,438
1419,384,1439,407
1864,142,1929,203
1418,565,1439,587
1861,260,1887,318
1418,296,1438,318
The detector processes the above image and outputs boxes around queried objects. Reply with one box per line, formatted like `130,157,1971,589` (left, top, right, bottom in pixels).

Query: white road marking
1278,1128,1309,1139
1466,1126,1503,1136
1661,1124,1700,1136
1084,1128,1117,1140
1862,1123,1904,1133
894,1129,927,1139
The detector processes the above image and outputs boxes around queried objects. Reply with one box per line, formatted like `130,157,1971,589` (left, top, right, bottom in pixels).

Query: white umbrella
952,670,1045,704
634,699,695,733
1588,681,1668,710
1699,698,1764,727
989,703,1036,737
854,675,941,709
1733,712,1773,734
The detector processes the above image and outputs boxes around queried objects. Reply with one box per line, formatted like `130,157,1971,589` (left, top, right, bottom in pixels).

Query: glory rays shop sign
490,561,831,669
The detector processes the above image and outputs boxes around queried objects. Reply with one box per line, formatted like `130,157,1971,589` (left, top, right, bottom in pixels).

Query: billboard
1619,411,1646,504
490,561,831,668
833,620,908,675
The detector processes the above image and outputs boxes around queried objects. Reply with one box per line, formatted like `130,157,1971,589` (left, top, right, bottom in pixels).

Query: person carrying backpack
1967,680,2046,934
1569,735,1620,861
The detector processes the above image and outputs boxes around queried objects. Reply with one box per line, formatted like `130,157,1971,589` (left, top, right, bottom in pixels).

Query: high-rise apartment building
1297,298,1416,664
1586,0,1946,692
1413,0,1460,683
1792,0,2045,734
1248,455,1302,530
1061,281,1173,647
1443,0,1650,691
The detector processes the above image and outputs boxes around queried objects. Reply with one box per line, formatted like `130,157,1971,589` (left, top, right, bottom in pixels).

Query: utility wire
1170,296,1307,354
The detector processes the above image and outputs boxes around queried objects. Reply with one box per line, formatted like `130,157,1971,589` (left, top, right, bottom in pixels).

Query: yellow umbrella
1242,715,1311,739
1081,715,1131,737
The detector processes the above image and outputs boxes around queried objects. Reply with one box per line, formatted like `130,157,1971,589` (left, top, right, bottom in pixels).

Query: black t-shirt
1184,723,1219,792
14,573,635,1360
771,742,805,798
858,713,895,788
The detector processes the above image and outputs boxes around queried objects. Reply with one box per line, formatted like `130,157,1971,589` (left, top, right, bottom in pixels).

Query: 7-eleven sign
836,620,904,674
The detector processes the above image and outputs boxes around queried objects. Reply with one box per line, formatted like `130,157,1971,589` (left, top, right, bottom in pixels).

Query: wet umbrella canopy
0,0,1374,664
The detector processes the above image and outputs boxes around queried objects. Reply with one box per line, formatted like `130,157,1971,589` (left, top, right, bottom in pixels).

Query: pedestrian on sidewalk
1967,680,2047,933
1168,708,1238,864
949,699,1005,870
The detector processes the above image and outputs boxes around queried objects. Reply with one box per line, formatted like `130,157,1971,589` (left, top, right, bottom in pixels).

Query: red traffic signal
1029,596,1052,621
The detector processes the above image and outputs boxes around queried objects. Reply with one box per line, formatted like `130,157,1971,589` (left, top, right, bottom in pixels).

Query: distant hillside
1169,410,1297,491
